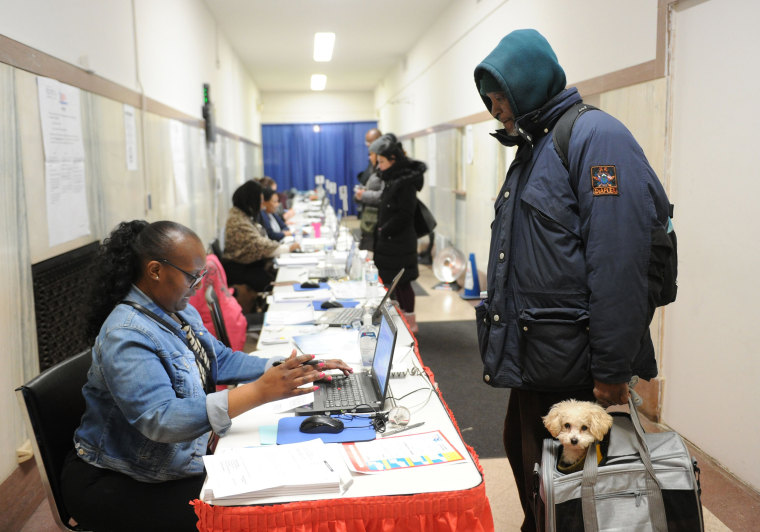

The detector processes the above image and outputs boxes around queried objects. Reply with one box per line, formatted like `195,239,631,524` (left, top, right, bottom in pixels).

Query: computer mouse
321,300,344,309
300,281,320,289
299,415,345,434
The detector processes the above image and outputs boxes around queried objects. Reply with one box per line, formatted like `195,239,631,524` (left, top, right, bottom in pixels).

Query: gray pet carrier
535,398,704,532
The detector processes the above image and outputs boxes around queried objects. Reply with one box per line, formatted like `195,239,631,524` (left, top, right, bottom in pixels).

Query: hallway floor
19,266,760,531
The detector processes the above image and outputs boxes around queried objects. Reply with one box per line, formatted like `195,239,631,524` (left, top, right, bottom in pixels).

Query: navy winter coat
476,88,672,390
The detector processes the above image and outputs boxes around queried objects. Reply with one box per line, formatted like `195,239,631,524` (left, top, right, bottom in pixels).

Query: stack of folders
202,439,348,503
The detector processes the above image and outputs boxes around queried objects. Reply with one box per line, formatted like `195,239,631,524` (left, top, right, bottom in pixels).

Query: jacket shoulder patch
590,165,619,196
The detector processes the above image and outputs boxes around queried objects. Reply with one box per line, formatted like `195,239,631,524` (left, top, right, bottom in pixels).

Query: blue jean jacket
73,286,269,482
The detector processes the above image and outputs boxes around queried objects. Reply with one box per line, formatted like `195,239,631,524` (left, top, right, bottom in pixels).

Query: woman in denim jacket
61,220,351,531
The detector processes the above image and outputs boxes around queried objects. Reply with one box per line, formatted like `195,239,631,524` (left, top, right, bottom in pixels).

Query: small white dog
542,399,614,472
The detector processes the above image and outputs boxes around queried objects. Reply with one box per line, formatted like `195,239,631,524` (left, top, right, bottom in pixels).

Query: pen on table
323,460,334,472
272,358,322,367
381,422,425,437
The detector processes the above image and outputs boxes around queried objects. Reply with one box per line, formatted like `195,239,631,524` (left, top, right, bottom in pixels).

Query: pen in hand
272,358,322,367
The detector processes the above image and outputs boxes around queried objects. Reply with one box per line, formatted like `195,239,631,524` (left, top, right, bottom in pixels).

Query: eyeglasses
156,259,208,289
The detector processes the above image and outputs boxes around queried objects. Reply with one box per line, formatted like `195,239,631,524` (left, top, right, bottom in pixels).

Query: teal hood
474,29,566,118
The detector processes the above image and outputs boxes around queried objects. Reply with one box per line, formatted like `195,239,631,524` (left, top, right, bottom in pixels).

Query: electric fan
432,246,466,291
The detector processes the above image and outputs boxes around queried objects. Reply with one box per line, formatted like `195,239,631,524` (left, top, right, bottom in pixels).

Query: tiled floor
19,265,759,531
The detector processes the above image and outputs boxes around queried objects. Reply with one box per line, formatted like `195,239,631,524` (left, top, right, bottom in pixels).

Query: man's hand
593,380,630,408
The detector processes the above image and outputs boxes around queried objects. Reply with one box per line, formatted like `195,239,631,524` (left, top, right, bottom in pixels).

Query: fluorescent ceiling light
311,74,327,91
313,32,335,62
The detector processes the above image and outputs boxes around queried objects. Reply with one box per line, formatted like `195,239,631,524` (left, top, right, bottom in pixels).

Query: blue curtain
262,121,377,215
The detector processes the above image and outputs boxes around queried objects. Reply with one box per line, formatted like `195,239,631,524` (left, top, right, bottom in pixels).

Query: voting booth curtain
262,121,377,216
191,331,495,532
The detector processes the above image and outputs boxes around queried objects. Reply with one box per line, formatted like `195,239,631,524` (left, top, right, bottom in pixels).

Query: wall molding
0,33,258,146
401,0,672,141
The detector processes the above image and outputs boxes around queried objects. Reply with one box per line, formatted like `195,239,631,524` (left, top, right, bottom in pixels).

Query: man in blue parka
473,29,672,531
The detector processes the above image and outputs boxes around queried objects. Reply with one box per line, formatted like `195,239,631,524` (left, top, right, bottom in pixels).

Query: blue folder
276,415,376,445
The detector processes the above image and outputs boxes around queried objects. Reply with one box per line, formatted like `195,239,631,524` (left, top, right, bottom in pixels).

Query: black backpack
552,102,678,310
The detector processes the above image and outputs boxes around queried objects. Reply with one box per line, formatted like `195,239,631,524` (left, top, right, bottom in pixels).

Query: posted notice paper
37,77,90,247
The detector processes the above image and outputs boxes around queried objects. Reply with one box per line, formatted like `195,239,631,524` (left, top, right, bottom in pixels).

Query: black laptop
315,268,404,327
296,305,398,415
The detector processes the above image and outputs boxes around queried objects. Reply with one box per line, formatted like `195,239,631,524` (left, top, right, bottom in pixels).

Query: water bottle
365,260,378,287
359,311,377,368
323,240,335,265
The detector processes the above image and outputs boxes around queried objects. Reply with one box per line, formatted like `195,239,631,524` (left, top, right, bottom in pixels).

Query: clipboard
277,415,376,445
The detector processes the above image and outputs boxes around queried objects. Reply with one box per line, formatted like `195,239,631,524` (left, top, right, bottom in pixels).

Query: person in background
259,187,292,241
258,176,295,221
223,180,299,309
372,133,426,333
354,135,385,251
61,220,351,531
473,29,673,531
357,127,382,187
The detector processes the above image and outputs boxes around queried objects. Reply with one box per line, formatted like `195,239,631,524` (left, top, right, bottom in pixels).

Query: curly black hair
86,220,196,341
232,180,263,219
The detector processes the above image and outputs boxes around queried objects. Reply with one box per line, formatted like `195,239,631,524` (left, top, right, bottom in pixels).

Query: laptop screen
370,267,404,323
371,306,398,400
343,240,356,275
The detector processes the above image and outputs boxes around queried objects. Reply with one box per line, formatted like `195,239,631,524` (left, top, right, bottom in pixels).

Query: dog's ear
588,405,614,441
542,405,562,437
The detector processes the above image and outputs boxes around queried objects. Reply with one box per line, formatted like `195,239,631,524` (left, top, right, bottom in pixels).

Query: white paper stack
202,439,344,503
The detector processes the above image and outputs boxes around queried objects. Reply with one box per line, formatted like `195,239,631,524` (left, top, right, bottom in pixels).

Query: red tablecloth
193,313,495,531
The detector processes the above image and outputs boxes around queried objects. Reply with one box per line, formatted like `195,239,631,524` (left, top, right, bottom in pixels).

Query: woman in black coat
372,134,426,331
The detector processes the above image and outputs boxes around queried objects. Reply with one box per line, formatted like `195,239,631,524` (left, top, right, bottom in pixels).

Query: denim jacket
73,286,269,482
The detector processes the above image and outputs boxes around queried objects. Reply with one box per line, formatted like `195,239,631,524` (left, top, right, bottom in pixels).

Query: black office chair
209,238,223,260
15,350,92,531
205,285,231,348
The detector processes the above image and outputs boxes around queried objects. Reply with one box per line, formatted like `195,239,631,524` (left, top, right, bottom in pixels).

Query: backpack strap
552,102,599,170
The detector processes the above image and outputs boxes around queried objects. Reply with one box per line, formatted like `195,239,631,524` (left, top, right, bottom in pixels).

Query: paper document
292,328,361,362
274,287,331,302
264,304,316,325
202,439,344,502
342,430,465,473
37,77,91,246
276,253,323,266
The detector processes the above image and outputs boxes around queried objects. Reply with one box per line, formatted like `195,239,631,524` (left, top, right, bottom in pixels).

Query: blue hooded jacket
473,30,671,390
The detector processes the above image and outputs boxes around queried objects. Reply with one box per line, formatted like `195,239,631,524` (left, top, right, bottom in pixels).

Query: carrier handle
580,397,668,532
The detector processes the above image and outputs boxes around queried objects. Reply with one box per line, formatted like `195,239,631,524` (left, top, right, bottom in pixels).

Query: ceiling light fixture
313,32,335,62
310,74,327,91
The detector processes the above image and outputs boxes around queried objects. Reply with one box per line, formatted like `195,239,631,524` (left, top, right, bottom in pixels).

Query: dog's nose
570,437,578,445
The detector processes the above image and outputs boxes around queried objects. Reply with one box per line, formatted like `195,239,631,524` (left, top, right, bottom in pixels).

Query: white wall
0,0,137,89
0,0,262,141
666,0,760,489
376,0,658,135
260,91,375,124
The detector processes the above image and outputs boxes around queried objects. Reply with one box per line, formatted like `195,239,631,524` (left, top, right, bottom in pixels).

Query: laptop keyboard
328,307,363,324
324,374,367,408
